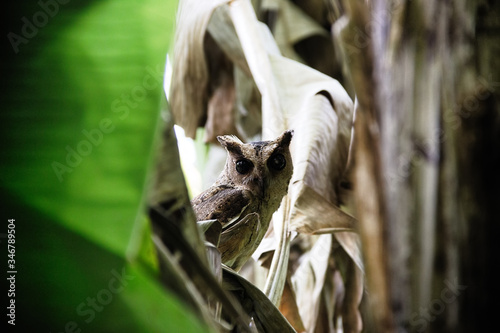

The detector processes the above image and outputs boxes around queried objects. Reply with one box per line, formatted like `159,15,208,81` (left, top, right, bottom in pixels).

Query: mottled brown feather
191,185,252,225
219,213,260,268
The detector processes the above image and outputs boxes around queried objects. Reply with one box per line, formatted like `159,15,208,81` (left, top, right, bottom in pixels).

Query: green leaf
2,1,211,331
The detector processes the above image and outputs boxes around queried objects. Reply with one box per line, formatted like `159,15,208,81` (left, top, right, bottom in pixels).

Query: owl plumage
192,130,294,270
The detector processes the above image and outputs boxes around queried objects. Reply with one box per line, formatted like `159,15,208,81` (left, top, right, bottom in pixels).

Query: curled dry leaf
333,245,364,333
149,206,255,332
152,235,220,331
170,0,229,139
207,5,264,139
204,34,241,144
267,55,362,269
171,0,263,142
149,117,207,262
279,278,307,332
260,0,339,77
197,219,222,247
268,54,364,331
223,266,297,333
291,234,333,332
268,56,353,204
290,182,357,235
225,3,363,328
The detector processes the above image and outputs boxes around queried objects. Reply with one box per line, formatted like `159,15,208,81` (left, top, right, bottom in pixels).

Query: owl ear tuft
217,135,244,154
276,129,294,147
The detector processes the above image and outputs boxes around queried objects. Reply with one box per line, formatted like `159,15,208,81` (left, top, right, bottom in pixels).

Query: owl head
216,130,294,200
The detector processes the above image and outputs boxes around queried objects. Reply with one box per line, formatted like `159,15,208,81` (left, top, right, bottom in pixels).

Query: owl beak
247,176,266,198
257,178,265,197
258,176,271,198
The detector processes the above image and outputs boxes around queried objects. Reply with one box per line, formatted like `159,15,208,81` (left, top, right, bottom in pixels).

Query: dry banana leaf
152,235,220,332
267,55,362,272
226,4,363,331
197,218,222,246
261,0,328,50
279,278,307,332
332,2,390,331
223,266,297,333
171,0,264,142
204,35,241,144
149,206,255,332
269,56,353,200
260,0,338,77
227,0,292,309
333,244,364,333
170,0,229,138
197,219,224,315
290,182,356,234
207,5,263,139
265,44,363,333
207,5,251,76
149,115,207,262
229,0,286,139
291,234,333,332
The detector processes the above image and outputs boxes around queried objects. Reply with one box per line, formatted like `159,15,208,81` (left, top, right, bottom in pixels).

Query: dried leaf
207,6,263,139
153,235,220,331
279,278,307,332
149,206,255,332
197,220,224,318
267,48,363,332
333,2,391,331
291,234,333,332
170,0,228,138
207,5,251,75
261,0,338,77
227,0,293,309
265,56,362,268
262,0,329,48
223,266,297,333
172,1,266,142
229,0,286,139
227,7,362,326
197,218,221,246
204,34,240,143
269,57,353,203
150,119,207,263
334,245,364,333
290,181,357,234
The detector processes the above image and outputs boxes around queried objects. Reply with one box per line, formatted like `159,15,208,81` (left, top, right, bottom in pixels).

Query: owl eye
268,153,286,171
236,159,253,174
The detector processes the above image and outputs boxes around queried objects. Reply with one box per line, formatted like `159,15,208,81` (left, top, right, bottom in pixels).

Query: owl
192,130,294,271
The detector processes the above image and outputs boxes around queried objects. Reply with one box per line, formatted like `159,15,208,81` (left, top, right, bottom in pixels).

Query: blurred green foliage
1,1,210,331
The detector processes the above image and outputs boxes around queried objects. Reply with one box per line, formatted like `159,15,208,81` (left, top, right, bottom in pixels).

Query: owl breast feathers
191,130,294,270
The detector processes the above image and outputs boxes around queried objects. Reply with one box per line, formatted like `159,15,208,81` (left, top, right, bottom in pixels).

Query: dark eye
268,153,286,171
235,159,253,174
